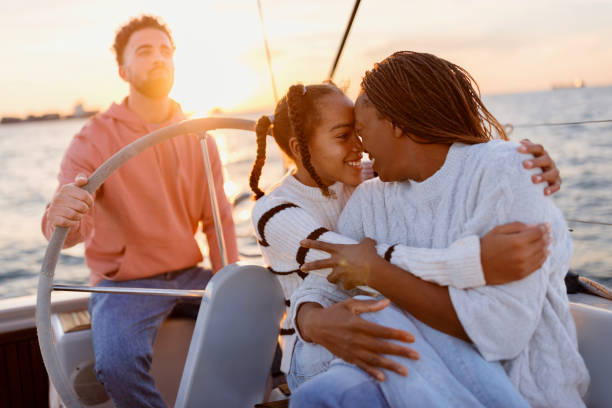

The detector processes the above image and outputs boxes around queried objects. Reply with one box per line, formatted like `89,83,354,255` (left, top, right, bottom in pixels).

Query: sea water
0,86,611,299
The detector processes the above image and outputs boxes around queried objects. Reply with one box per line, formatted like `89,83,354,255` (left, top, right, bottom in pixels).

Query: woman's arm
301,221,551,287
308,147,566,351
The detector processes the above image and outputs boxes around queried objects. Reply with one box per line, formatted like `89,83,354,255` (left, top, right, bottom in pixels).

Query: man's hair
112,15,175,65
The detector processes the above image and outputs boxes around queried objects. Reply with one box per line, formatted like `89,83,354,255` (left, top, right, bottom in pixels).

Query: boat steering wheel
37,117,257,407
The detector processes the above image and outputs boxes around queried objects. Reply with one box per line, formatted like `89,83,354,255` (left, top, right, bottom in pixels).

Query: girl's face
307,92,364,187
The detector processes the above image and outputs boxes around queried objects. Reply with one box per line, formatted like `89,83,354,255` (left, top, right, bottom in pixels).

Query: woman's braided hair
360,51,507,145
249,82,343,199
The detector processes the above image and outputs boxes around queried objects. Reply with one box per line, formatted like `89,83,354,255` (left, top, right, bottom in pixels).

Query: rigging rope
257,0,279,103
505,118,612,134
567,218,612,227
328,0,362,81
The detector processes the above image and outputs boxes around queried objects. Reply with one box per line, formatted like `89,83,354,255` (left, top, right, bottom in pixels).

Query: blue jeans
89,266,212,408
289,296,529,408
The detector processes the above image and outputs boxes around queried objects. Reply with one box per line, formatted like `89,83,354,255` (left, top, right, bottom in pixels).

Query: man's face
354,94,407,182
119,28,175,99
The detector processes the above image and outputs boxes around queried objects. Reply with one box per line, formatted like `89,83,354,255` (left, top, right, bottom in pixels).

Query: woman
292,52,588,407
249,82,562,391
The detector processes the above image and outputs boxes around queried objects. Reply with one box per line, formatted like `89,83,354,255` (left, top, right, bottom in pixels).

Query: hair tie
302,85,307,95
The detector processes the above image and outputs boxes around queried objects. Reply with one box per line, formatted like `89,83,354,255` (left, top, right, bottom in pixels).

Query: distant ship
64,103,98,119
552,79,586,90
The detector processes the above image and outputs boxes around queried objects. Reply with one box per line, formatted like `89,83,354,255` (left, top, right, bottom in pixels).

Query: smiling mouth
345,155,363,169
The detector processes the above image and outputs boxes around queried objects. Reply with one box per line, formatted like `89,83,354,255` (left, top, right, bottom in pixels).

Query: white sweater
291,141,589,407
252,172,485,373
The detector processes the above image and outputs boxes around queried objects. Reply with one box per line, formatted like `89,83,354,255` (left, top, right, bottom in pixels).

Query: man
42,15,239,407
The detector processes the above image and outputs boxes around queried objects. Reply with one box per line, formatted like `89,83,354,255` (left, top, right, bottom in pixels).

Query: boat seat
570,294,612,408
50,263,284,408
175,263,285,407
49,309,196,407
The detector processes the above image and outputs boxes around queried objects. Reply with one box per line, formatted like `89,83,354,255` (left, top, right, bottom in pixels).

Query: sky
1,0,611,117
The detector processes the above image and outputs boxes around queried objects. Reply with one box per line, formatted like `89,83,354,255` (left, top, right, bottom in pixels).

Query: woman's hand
296,299,419,381
481,221,551,285
518,139,561,195
300,238,382,289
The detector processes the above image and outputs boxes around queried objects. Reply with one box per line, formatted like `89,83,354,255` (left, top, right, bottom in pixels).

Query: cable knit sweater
252,172,486,374
291,141,589,407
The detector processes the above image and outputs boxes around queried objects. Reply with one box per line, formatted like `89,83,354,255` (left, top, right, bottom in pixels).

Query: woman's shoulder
463,140,524,166
353,177,386,194
344,177,388,208
457,140,533,182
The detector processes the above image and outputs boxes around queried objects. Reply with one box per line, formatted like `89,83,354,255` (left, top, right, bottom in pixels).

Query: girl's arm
254,196,502,289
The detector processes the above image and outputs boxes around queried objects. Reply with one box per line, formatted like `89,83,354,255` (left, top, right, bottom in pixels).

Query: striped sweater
251,172,486,373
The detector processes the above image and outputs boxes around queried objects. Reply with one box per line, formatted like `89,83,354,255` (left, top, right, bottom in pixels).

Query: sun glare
169,7,263,116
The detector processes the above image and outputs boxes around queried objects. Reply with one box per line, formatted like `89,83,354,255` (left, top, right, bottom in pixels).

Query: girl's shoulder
251,191,296,223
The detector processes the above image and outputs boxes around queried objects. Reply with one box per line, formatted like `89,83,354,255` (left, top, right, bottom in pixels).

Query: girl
249,81,562,393
292,52,588,407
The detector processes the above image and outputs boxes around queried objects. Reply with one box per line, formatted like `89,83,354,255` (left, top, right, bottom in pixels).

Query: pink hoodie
42,98,239,285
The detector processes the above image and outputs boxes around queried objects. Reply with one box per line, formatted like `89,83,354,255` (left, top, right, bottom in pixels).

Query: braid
287,84,331,197
249,115,271,200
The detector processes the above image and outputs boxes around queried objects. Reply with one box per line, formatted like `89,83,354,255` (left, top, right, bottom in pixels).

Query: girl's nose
351,134,363,151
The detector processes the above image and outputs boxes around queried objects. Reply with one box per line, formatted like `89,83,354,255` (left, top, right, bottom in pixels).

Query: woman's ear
392,123,404,139
288,136,302,162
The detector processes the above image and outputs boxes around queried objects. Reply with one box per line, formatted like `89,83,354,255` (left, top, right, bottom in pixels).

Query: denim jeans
89,266,212,408
290,361,391,408
289,296,529,408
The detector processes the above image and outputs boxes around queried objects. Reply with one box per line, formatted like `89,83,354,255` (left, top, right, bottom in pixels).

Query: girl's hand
481,222,551,285
296,299,419,381
300,238,382,290
518,139,561,195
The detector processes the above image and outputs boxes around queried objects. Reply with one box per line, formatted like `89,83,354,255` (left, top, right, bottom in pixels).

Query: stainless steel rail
53,284,205,298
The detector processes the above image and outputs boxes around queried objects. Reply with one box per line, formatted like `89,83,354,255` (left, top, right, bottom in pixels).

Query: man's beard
133,75,174,99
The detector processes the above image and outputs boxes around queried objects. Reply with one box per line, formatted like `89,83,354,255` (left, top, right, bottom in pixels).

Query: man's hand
518,139,561,195
297,299,419,381
481,222,551,285
47,173,93,229
300,238,382,290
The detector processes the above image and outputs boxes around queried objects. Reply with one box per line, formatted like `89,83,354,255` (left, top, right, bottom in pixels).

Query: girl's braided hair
360,51,507,145
249,82,344,199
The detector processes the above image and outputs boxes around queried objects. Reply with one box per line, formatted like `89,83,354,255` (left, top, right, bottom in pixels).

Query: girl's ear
288,136,302,162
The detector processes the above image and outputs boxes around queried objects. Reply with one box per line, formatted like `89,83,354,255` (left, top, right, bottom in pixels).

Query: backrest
570,295,612,407
175,263,285,408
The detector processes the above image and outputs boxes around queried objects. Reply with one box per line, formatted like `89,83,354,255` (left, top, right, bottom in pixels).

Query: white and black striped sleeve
252,198,357,277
